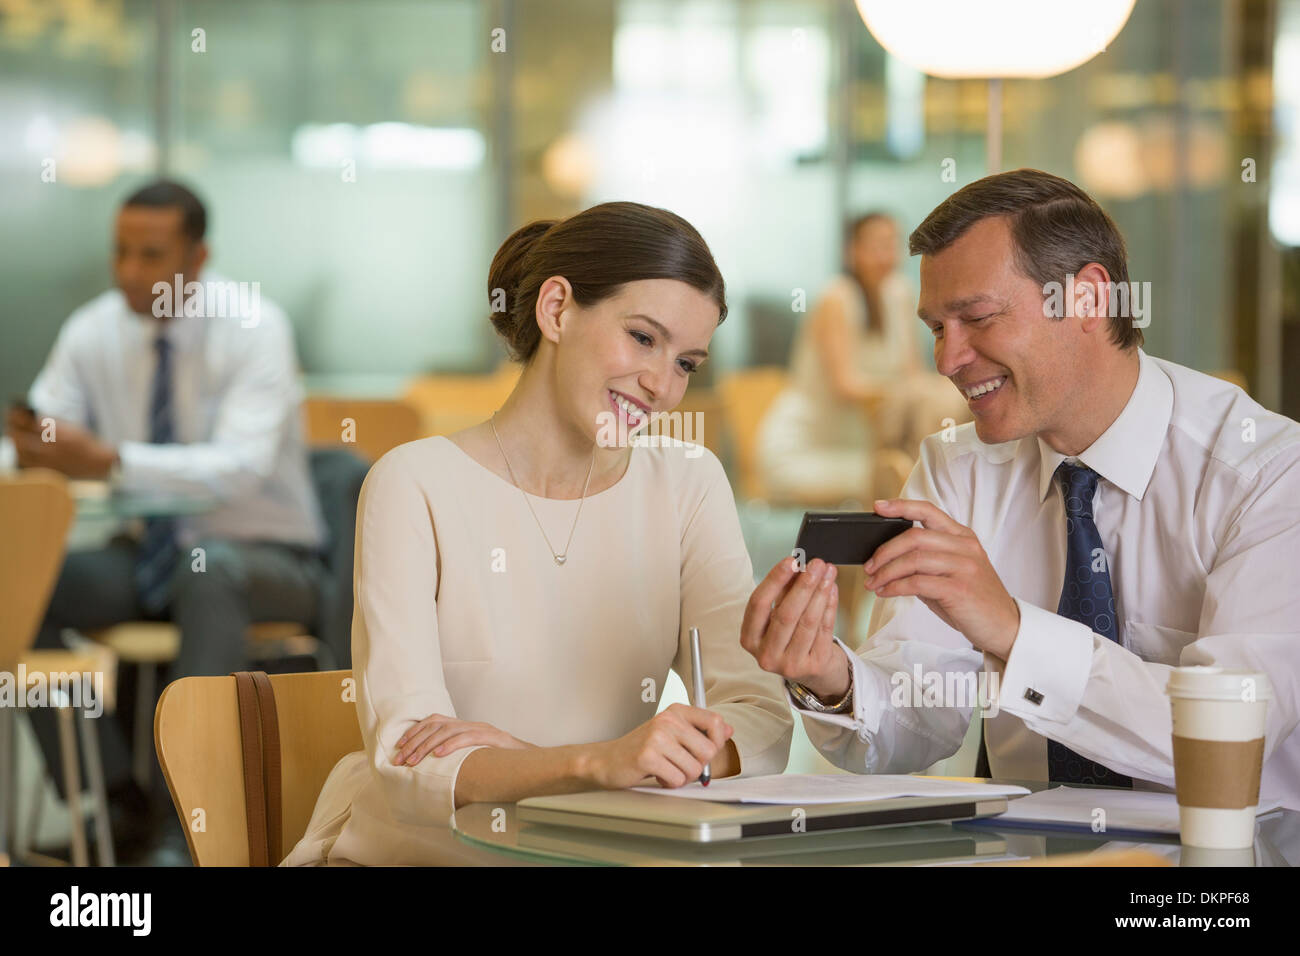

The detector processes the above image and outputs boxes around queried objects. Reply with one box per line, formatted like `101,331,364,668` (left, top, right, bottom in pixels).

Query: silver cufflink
1024,688,1044,705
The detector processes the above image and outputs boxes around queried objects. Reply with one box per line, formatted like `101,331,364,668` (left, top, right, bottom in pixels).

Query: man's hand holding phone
5,403,118,480
865,498,1020,661
740,556,850,704
742,498,1021,704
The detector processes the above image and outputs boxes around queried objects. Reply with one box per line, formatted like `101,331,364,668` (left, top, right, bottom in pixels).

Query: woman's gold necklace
490,411,597,566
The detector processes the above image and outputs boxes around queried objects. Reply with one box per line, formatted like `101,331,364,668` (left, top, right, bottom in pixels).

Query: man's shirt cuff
996,598,1093,725
786,637,888,737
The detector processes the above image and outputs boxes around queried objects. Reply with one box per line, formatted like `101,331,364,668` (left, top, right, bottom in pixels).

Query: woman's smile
608,388,649,427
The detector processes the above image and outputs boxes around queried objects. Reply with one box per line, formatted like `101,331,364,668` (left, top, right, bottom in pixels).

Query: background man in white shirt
741,169,1300,814
2,180,326,859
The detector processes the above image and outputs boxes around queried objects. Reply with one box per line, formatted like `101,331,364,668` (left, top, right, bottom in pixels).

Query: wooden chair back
303,398,423,462
0,469,74,669
154,669,363,866
668,387,727,459
717,368,789,500
401,363,521,437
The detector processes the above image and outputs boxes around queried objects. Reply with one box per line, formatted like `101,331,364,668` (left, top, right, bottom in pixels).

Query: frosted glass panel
169,0,496,374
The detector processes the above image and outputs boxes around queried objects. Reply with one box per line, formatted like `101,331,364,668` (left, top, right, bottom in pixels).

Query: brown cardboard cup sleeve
1171,736,1265,809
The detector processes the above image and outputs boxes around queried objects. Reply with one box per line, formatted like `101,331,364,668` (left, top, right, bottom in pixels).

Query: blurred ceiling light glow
612,14,827,167
744,26,830,158
884,54,925,158
1076,119,1228,199
291,122,484,170
614,21,737,90
23,114,58,152
60,116,120,186
576,89,746,209
1074,122,1146,199
1141,118,1228,189
541,133,597,197
48,115,154,187
854,0,1137,78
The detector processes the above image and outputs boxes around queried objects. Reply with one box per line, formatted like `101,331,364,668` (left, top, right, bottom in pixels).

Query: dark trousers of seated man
28,533,324,823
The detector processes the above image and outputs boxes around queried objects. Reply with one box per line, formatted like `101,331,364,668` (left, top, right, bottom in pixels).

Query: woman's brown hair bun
487,201,726,363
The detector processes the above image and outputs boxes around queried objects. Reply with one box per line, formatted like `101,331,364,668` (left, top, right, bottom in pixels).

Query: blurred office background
1,0,1298,846
4,0,1296,399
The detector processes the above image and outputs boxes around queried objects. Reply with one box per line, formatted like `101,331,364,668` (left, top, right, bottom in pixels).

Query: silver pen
689,626,710,786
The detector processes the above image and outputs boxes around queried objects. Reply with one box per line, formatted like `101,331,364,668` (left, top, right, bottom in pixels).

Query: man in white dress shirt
2,180,325,855
742,169,1300,814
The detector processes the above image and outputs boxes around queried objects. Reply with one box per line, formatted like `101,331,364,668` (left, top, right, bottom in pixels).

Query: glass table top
450,778,1297,867
71,481,219,520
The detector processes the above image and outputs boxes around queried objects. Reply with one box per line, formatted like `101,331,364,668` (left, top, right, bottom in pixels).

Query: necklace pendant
492,412,593,571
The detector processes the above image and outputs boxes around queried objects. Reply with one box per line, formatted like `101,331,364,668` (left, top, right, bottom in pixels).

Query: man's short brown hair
908,169,1142,351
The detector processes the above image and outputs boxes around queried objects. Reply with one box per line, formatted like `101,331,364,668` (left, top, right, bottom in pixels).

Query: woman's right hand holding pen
582,704,732,790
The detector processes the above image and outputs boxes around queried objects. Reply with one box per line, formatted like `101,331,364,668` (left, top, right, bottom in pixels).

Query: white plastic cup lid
1166,666,1272,702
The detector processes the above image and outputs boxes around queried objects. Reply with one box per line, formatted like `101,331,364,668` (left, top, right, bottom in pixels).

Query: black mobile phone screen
794,512,913,566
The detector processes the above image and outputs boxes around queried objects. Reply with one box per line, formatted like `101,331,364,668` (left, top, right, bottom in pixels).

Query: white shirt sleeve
994,445,1300,786
996,600,1094,725
2,310,93,472
790,437,986,773
115,312,302,501
28,311,95,427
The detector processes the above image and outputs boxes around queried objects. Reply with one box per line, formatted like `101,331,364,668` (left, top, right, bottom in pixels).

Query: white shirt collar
124,268,219,352
1036,348,1173,503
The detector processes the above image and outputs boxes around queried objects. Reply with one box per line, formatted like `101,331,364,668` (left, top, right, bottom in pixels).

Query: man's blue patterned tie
134,332,179,613
1047,461,1132,787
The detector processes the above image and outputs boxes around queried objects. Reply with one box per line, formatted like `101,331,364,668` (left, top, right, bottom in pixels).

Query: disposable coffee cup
1179,844,1255,867
1166,667,1271,849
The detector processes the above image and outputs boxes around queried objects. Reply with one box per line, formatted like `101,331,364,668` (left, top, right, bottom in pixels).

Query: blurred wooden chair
155,669,362,866
0,468,118,866
86,446,369,790
86,620,321,791
870,448,915,500
717,368,790,501
661,387,727,460
303,397,423,462
402,362,521,437
1211,369,1248,392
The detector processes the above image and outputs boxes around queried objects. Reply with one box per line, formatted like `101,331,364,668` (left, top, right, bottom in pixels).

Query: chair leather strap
232,670,282,866
252,671,283,864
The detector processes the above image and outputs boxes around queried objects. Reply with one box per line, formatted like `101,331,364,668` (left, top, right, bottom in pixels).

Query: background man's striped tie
134,332,179,613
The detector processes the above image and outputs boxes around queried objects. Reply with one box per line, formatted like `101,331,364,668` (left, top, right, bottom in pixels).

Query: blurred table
68,480,217,550
450,777,1297,867
71,481,218,520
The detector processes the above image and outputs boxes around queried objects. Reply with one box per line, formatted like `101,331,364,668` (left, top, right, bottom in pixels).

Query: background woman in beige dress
758,213,968,505
284,202,797,866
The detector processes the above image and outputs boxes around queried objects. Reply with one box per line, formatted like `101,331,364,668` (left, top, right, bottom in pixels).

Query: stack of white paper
995,785,1284,834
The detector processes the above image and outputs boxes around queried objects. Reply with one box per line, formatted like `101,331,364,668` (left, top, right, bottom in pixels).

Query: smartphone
794,512,913,566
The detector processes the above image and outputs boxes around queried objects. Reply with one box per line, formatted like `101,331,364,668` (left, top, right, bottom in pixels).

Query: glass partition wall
2,0,1291,412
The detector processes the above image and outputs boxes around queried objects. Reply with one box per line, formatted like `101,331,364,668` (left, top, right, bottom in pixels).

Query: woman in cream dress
758,213,966,504
283,202,796,866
